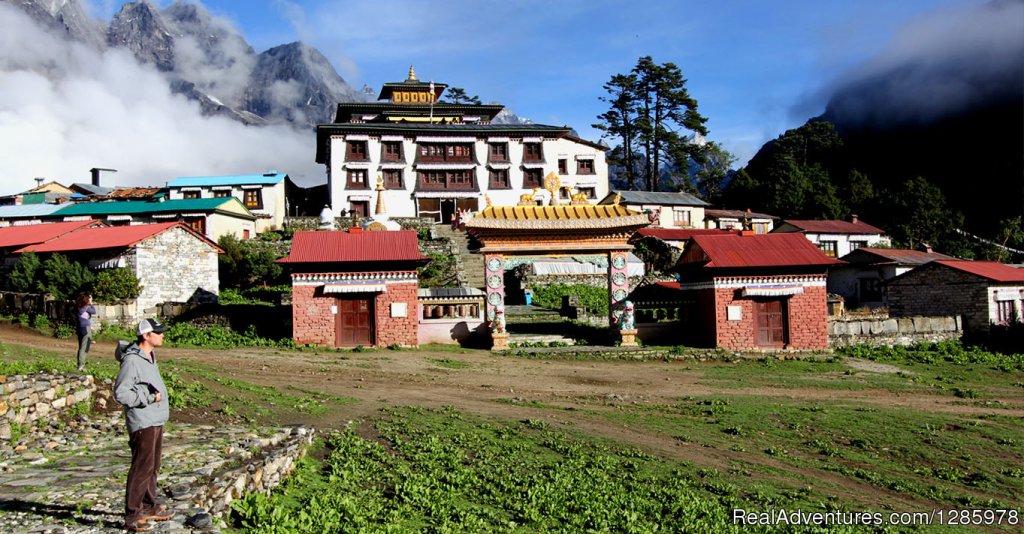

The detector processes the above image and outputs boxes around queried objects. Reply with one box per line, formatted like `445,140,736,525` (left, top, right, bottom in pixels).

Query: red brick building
278,229,428,348
673,232,842,350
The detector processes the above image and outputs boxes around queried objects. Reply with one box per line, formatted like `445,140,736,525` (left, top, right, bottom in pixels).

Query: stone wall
0,373,95,440
193,426,315,517
829,315,962,347
1,291,141,328
887,264,990,337
134,226,220,314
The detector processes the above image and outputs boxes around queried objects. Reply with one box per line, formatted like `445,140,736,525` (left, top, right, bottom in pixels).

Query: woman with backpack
75,293,96,372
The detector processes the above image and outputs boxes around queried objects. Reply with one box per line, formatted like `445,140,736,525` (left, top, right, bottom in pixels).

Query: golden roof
466,204,650,231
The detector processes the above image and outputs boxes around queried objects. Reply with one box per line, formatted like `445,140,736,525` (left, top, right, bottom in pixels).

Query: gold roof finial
408,65,417,81
613,192,622,206
484,194,493,208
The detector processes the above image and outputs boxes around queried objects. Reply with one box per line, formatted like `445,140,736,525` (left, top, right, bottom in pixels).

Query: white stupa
363,177,401,231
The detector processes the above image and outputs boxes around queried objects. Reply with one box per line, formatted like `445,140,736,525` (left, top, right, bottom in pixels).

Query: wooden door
335,297,373,347
755,299,787,348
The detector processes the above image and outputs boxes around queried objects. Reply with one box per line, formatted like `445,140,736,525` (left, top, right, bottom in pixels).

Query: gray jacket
113,343,169,434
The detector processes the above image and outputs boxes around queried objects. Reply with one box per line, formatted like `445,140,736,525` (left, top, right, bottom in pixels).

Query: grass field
1,335,1021,532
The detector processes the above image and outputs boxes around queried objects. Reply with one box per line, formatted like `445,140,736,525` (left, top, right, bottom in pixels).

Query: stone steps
509,333,577,346
433,225,485,289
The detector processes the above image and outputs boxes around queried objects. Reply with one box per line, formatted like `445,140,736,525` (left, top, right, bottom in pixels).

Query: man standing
114,318,174,532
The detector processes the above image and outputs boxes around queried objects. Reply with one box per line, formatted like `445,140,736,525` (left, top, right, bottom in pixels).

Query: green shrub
532,284,610,315
164,322,294,349
38,253,94,300
30,314,49,330
53,324,75,339
8,251,41,292
94,323,136,341
418,253,458,288
93,268,142,303
220,285,291,305
218,234,287,289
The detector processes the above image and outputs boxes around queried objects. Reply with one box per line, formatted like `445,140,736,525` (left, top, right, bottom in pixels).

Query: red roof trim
934,260,1024,283
781,219,886,235
0,220,100,248
16,223,222,254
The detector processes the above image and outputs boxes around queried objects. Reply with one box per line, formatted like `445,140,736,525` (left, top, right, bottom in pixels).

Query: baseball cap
137,318,169,335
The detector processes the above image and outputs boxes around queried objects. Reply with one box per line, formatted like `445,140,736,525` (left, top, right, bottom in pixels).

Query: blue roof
0,204,66,218
168,172,287,188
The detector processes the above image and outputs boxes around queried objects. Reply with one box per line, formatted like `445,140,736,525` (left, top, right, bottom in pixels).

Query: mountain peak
108,0,175,71
6,0,105,49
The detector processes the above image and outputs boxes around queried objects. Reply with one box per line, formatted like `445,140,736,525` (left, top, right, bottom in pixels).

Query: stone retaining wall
828,315,961,347
0,373,95,440
0,291,140,328
191,426,315,517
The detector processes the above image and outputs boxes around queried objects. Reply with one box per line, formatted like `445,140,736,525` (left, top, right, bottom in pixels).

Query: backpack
114,340,132,362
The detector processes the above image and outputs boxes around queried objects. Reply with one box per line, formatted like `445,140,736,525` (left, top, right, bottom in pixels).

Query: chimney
851,213,859,224
90,167,117,187
923,242,933,254
34,177,44,188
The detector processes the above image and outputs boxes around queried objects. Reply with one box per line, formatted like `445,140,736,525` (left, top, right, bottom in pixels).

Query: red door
755,299,787,348
335,297,373,347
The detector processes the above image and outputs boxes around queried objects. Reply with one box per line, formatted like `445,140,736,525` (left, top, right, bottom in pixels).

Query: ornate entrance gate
465,194,650,350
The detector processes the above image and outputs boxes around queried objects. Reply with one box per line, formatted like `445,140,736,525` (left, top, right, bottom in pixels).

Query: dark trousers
125,425,163,522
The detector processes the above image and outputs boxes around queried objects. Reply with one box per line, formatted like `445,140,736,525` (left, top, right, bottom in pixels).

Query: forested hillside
722,0,1023,260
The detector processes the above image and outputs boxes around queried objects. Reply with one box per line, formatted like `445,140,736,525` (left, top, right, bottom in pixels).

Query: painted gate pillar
608,250,638,346
484,254,509,350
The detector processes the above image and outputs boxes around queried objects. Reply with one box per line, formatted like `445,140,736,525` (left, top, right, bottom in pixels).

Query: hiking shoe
142,505,175,521
124,518,153,532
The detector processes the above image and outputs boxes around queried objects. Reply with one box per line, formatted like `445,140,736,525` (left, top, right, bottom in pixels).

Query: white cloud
0,3,323,196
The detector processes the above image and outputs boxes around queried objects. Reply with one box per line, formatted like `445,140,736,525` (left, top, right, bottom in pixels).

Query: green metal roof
53,197,253,218
168,172,287,188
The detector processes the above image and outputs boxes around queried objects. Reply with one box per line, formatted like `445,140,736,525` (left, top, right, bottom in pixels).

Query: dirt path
3,324,1021,512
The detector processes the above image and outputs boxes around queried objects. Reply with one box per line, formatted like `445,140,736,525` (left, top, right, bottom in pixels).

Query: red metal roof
634,228,732,242
934,260,1024,283
0,220,98,248
278,230,427,264
17,223,220,253
681,233,844,268
781,219,886,235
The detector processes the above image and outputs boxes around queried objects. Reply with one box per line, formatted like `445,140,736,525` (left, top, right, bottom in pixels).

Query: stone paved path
0,411,299,533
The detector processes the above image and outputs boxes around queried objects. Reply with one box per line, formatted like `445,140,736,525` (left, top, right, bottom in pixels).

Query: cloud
0,3,323,196
165,3,257,106
272,0,315,44
822,0,1024,127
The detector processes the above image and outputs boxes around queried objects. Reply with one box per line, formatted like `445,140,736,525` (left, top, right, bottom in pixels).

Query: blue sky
91,0,980,164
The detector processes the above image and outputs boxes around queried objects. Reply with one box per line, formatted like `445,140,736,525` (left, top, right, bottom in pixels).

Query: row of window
181,189,262,209
345,141,595,174
345,168,598,194
817,240,868,258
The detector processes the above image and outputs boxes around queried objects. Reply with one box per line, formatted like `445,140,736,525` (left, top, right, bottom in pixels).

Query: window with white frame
995,299,1017,325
